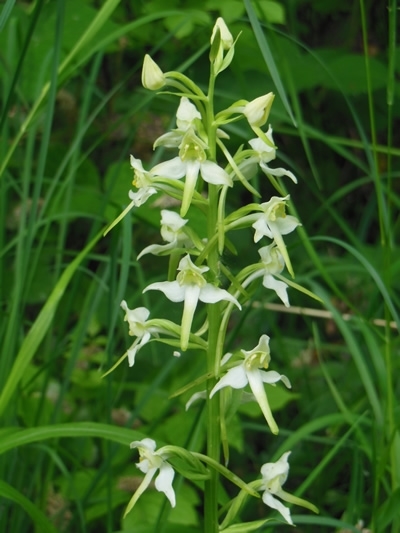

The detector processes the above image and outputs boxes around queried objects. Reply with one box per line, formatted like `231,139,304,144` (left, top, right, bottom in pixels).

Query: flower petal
247,368,279,434
259,369,291,388
144,281,186,302
181,284,201,350
260,162,297,184
262,491,293,525
129,187,157,207
152,157,187,179
210,365,248,397
155,463,176,507
199,284,241,308
200,160,232,186
262,274,290,307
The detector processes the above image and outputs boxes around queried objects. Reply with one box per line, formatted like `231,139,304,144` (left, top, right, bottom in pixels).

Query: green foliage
0,0,398,531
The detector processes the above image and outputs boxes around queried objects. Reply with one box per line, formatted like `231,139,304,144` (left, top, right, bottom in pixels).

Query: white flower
137,210,192,259
252,195,300,277
154,97,202,149
152,129,232,216
248,128,297,183
142,55,165,91
260,452,293,524
257,451,319,525
124,438,175,516
210,335,291,434
144,254,241,351
121,301,159,366
243,93,275,128
242,244,290,307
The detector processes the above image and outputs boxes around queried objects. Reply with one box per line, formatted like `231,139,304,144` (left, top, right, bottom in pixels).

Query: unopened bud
142,54,165,91
244,92,275,127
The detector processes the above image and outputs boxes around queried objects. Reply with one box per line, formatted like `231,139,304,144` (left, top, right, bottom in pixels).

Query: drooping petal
124,468,157,517
144,280,186,302
259,369,291,388
181,159,201,216
262,491,293,525
246,368,279,435
200,160,232,186
185,390,207,410
252,217,273,242
152,157,187,179
137,241,178,259
155,463,176,507
262,274,290,307
210,365,248,397
180,284,201,350
260,162,297,183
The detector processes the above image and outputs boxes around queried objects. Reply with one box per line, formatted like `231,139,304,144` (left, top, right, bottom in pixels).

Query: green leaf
0,480,58,533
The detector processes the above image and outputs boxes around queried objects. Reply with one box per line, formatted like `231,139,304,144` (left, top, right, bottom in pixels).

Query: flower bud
141,54,165,91
244,92,275,127
210,17,233,50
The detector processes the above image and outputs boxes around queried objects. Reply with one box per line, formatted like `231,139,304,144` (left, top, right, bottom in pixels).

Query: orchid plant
107,17,318,532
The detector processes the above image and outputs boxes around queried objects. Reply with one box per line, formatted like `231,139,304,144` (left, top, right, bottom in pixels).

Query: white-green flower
144,254,241,351
249,128,297,183
137,210,192,259
243,244,290,307
124,438,175,517
243,93,275,128
154,97,202,149
152,129,232,216
259,452,293,524
211,17,234,50
141,54,165,91
210,335,291,434
252,195,300,277
121,301,162,366
258,451,318,525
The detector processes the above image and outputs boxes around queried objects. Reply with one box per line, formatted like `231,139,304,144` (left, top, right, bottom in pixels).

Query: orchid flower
242,244,290,307
137,210,192,259
124,438,175,516
154,97,202,149
252,195,300,277
258,451,319,525
210,335,291,434
144,254,241,351
152,129,232,216
249,128,297,183
121,301,160,366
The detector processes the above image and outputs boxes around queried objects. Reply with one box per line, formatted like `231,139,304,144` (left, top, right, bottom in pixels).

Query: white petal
260,162,297,183
247,368,278,434
130,155,145,172
181,284,201,350
185,390,207,410
153,130,184,148
273,215,301,235
181,160,200,216
155,463,176,507
259,369,291,388
199,284,241,308
151,157,186,179
144,281,186,302
252,217,273,242
129,187,157,207
200,160,232,186
210,364,248,397
262,274,290,307
262,491,293,525
176,97,201,128
137,241,177,259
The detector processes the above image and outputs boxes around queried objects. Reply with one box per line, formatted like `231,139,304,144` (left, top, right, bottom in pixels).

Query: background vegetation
0,0,398,532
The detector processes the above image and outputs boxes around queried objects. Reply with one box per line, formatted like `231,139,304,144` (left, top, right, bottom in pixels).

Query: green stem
204,71,222,533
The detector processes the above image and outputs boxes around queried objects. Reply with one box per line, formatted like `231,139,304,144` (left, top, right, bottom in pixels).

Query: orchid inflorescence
108,17,318,530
